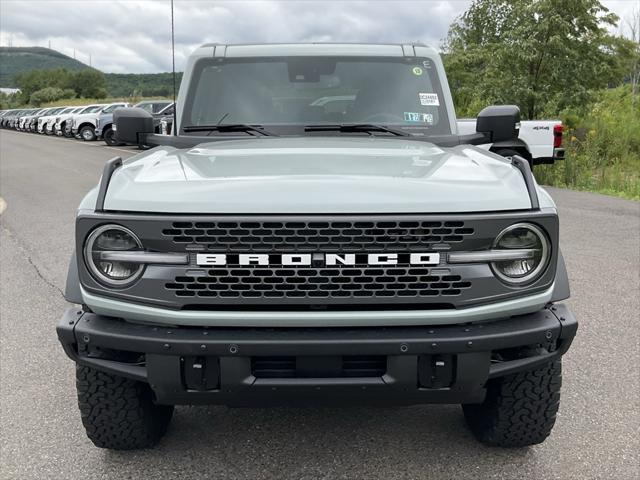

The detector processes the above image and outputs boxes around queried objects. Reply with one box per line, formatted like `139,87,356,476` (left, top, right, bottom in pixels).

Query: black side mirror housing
476,105,520,142
114,107,154,145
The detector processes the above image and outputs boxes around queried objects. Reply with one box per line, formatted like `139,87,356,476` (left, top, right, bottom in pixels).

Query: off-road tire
462,360,561,447
103,127,120,146
80,125,96,141
76,365,174,450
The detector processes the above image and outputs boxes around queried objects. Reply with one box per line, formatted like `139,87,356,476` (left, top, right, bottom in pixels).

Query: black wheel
462,360,561,447
62,123,73,138
76,365,174,450
79,125,96,141
103,127,120,146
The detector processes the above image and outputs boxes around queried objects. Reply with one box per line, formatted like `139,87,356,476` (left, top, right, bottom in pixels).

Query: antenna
171,0,177,135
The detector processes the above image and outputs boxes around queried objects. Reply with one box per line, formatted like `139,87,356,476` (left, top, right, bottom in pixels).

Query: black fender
64,250,83,304
551,249,570,302
489,138,532,161
99,123,113,136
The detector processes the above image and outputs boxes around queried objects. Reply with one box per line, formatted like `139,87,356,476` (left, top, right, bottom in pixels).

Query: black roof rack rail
511,155,540,210
95,156,122,212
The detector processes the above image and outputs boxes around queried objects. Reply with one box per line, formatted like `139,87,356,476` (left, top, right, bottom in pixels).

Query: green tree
29,86,64,106
68,69,107,98
443,0,628,118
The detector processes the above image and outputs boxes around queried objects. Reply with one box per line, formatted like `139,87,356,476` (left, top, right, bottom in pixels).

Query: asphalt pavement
0,129,638,479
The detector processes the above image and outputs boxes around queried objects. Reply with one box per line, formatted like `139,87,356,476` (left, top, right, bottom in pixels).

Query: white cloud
0,0,471,72
0,0,634,73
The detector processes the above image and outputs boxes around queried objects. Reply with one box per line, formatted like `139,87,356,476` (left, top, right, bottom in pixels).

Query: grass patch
535,86,640,201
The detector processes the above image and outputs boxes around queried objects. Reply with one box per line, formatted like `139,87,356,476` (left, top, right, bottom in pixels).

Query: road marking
0,197,6,215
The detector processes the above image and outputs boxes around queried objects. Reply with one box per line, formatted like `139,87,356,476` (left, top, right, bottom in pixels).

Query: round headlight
491,223,550,285
84,225,144,287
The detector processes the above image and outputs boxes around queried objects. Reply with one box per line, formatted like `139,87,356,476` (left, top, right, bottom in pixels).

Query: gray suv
58,43,577,450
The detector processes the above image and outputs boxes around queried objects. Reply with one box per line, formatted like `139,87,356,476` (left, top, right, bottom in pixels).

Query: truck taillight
553,124,563,148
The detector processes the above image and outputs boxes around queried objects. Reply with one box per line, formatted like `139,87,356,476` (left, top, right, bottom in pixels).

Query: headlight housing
83,225,145,287
491,223,550,285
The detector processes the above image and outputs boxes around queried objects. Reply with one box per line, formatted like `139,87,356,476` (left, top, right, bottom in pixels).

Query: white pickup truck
457,118,565,166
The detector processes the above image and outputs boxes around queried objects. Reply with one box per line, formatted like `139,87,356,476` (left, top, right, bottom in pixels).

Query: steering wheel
359,113,405,123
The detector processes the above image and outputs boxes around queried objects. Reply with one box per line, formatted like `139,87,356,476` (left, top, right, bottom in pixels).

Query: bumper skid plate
57,304,577,406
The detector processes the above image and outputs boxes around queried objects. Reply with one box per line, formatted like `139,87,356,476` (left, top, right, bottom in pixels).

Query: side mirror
476,105,520,142
113,107,154,145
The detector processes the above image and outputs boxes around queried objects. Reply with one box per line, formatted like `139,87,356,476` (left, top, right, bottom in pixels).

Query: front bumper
57,304,577,406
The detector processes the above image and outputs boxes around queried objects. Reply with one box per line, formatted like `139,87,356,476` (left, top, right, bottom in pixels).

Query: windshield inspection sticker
404,112,434,124
412,66,423,76
419,93,439,106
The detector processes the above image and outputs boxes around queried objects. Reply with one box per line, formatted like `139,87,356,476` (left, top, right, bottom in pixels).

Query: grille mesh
162,220,474,252
165,267,472,299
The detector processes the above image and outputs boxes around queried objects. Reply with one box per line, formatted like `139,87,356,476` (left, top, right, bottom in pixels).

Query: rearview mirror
114,107,154,145
476,105,520,142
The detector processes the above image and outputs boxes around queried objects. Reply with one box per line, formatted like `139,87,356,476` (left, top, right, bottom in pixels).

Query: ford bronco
57,43,577,450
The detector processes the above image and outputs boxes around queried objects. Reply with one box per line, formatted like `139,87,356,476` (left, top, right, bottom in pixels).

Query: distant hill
0,47,95,87
105,72,183,97
0,46,181,97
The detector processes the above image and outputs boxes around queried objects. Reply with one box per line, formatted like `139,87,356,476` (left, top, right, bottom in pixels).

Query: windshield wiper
183,124,277,136
304,123,411,137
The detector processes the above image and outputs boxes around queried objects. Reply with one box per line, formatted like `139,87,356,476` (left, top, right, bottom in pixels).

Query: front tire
76,365,174,450
462,360,561,447
62,123,73,138
103,127,120,146
80,125,96,141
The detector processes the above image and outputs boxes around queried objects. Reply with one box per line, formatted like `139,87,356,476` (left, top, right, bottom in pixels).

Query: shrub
535,86,640,200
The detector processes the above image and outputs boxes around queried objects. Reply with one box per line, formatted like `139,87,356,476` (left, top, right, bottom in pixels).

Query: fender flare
103,122,113,133
78,121,96,131
64,250,83,304
489,138,532,161
551,249,570,302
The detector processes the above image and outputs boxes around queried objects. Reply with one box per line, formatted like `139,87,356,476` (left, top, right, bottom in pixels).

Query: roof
192,43,439,59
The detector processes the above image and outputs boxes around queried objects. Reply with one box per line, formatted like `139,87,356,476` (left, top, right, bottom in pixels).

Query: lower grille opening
180,303,455,311
252,355,387,378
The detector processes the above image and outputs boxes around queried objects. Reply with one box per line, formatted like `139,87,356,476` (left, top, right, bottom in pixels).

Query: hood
103,137,535,214
74,113,98,121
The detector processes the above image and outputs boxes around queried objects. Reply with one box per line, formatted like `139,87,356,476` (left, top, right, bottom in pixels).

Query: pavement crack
26,254,65,299
1,225,65,299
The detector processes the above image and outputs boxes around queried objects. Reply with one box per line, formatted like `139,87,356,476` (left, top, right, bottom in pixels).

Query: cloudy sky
0,0,637,73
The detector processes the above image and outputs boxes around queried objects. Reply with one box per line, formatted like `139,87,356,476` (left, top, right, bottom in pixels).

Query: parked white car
457,119,565,166
37,107,71,134
59,105,105,137
71,102,129,141
42,106,82,135
18,108,49,131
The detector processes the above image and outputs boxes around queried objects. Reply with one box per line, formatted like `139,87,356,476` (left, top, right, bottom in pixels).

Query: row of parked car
0,100,174,145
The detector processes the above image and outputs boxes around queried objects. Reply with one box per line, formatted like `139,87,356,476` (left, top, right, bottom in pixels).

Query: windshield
101,104,123,114
80,105,103,114
135,102,170,113
184,56,451,135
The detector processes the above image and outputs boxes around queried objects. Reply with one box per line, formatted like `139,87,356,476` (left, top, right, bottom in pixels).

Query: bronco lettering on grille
196,252,440,267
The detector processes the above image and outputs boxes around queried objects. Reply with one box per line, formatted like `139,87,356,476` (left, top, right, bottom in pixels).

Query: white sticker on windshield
419,93,439,106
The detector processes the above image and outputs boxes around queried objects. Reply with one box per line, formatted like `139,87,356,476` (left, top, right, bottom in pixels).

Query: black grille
166,268,472,299
251,356,387,378
162,220,474,252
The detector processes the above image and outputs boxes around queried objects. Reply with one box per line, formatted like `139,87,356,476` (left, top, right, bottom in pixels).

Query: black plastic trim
64,250,82,304
512,155,540,210
551,250,570,302
95,156,122,212
57,304,577,405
